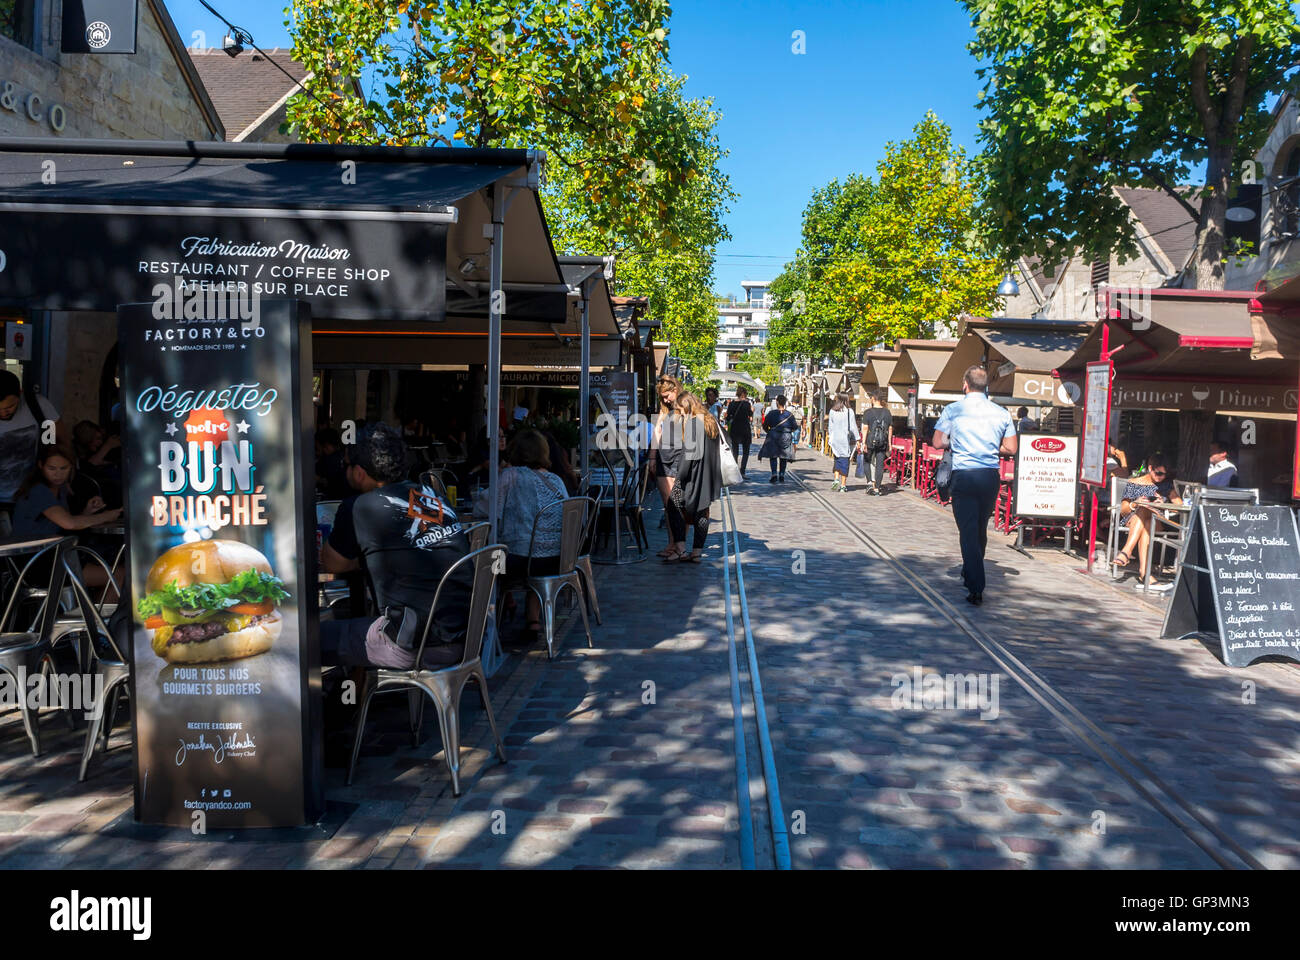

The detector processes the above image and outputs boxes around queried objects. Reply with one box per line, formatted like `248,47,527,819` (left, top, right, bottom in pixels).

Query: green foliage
965,0,1300,288
769,113,1000,364
285,2,732,376
732,348,782,388
545,77,735,381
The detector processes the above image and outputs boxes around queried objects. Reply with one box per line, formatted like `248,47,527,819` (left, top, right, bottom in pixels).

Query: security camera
222,33,244,57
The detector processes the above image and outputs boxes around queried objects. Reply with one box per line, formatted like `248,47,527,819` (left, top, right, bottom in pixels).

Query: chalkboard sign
1162,503,1300,667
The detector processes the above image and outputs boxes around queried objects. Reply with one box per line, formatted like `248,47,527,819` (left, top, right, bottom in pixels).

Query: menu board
1079,361,1111,486
1013,434,1079,520
591,371,637,425
1162,503,1300,667
119,299,322,827
1204,505,1300,666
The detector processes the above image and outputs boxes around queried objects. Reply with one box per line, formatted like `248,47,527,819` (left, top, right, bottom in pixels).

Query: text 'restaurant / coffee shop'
0,136,573,829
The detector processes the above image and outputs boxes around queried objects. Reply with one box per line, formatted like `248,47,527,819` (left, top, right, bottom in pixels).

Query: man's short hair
705,387,718,399
737,386,747,398
963,366,989,391
349,422,409,484
1210,440,1227,455
0,370,20,402
776,394,787,406
1016,406,1029,419
876,389,888,405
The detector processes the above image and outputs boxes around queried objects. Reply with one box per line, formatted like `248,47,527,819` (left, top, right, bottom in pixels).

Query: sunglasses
1151,469,1166,478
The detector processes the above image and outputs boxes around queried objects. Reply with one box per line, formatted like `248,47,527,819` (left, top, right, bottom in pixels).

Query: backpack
867,411,889,452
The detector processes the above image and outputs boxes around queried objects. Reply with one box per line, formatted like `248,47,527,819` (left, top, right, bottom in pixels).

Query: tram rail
783,469,1266,870
719,485,791,870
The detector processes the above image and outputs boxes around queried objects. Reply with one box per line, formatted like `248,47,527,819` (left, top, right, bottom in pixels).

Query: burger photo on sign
137,540,289,664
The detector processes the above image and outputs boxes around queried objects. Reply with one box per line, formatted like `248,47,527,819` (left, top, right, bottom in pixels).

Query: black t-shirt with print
346,481,473,646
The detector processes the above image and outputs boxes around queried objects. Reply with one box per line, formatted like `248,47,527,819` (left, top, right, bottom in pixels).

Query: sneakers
841,484,849,493
831,480,842,492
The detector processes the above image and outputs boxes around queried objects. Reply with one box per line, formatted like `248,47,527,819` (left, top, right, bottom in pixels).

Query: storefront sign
61,0,139,54
1011,371,1057,402
119,299,322,828
1013,434,1080,520
501,371,580,387
1110,379,1298,414
0,80,69,134
0,211,447,323
1162,504,1300,667
1080,362,1111,487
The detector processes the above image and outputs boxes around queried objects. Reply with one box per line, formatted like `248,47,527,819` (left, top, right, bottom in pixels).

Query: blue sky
172,0,984,298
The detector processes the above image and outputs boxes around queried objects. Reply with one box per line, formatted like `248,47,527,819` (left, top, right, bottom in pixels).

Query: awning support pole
487,189,505,543
1086,322,1110,574
581,280,591,472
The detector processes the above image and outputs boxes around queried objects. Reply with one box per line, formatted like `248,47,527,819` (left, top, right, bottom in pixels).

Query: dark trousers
730,430,751,474
866,448,886,487
950,468,1001,595
769,458,789,477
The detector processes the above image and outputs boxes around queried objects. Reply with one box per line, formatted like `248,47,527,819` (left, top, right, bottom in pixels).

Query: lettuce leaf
137,571,289,619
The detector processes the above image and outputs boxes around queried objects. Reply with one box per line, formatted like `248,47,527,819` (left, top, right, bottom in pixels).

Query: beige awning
934,318,1090,398
889,340,959,387
1249,273,1300,360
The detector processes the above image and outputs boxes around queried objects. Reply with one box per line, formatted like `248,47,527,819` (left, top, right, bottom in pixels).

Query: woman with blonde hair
664,391,722,563
651,375,686,557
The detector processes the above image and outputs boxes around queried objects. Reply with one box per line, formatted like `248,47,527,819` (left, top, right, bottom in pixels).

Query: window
1,0,36,49
1274,144,1300,241
747,286,766,303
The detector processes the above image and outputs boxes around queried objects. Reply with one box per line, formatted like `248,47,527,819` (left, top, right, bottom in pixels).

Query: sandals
1114,551,1131,567
656,546,677,558
685,553,703,563
660,549,689,563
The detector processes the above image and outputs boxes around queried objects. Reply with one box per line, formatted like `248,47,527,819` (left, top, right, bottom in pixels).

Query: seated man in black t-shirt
319,423,473,668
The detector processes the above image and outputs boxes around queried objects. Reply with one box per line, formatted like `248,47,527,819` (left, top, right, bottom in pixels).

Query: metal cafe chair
58,550,131,781
346,544,508,795
573,496,603,626
1105,474,1131,579
523,496,595,660
462,521,490,551
0,536,73,756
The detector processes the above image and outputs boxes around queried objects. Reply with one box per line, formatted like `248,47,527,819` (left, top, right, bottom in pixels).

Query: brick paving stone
2,448,1296,870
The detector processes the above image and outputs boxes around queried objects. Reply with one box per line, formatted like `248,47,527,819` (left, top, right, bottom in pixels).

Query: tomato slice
145,616,167,629
227,601,273,617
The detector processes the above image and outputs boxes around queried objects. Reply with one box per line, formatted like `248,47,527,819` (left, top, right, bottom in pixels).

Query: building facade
713,280,771,378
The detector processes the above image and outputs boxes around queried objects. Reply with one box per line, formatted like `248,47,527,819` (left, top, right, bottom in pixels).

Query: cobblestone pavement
2,448,1298,869
744,450,1300,869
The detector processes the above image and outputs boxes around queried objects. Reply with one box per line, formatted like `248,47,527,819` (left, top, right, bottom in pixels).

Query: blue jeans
950,468,1001,595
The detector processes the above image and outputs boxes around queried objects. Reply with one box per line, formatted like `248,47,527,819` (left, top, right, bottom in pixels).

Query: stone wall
0,2,219,141
1,1,219,425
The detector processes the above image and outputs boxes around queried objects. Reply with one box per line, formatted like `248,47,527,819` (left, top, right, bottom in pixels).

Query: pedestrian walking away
931,366,1017,605
757,394,798,483
827,393,859,492
724,385,755,478
861,389,893,495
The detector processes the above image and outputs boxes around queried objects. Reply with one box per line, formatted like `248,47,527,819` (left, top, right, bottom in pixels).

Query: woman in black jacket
666,392,722,563
757,394,798,482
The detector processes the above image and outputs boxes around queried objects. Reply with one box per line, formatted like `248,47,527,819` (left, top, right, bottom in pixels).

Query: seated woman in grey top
496,429,570,635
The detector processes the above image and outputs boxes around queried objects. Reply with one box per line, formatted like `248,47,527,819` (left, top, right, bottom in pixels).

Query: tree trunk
1192,145,1234,290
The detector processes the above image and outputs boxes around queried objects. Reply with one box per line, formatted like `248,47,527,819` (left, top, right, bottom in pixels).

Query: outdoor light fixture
222,32,244,56
458,257,479,277
996,274,1020,297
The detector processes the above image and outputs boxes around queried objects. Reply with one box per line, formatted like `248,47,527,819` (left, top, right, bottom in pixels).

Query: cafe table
1142,500,1195,595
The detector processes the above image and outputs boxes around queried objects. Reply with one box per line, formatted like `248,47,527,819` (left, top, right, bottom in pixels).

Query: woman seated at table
1113,454,1181,583
497,429,570,643
12,444,123,597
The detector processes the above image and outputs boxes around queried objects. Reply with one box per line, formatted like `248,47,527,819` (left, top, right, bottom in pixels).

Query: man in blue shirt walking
932,366,1018,606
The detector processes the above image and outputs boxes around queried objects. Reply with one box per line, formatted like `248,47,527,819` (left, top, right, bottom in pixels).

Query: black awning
0,150,514,214
0,138,562,324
